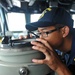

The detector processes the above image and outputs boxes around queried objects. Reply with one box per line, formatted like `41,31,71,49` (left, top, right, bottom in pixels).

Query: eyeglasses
28,26,64,38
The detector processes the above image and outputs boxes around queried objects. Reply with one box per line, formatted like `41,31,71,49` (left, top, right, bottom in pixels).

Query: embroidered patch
39,8,51,20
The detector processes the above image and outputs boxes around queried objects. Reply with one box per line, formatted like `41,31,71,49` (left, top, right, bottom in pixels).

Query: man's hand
19,34,33,39
31,38,61,70
31,38,72,75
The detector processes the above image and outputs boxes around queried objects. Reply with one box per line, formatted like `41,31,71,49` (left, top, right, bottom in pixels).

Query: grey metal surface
0,39,53,75
0,61,52,75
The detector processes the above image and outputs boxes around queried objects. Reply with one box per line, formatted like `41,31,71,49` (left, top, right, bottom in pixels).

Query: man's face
38,26,64,49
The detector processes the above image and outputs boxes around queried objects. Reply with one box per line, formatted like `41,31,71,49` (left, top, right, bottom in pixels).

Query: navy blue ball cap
26,7,73,31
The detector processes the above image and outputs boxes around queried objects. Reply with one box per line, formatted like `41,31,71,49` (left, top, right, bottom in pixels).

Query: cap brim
26,21,53,31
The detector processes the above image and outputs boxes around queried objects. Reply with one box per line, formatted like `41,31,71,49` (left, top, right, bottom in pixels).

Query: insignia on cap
74,58,75,61
39,8,51,20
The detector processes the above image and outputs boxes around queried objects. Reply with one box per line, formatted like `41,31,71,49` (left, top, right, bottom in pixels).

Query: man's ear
61,26,70,38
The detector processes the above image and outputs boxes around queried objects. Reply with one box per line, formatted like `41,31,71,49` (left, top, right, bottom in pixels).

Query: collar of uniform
67,35,75,66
